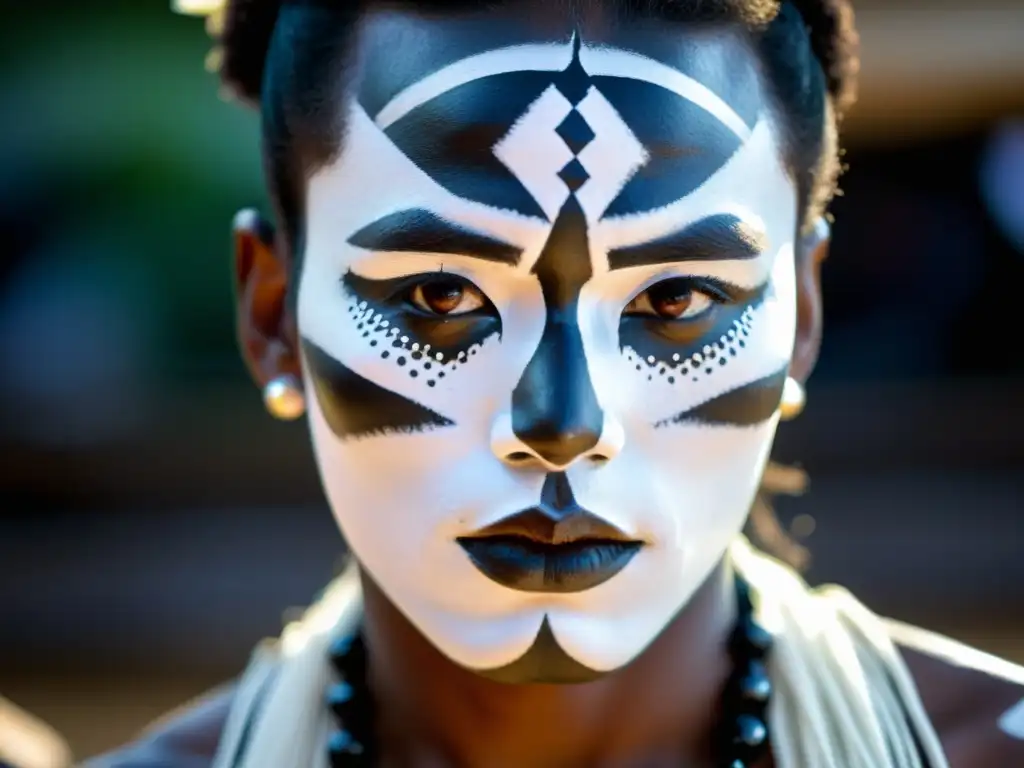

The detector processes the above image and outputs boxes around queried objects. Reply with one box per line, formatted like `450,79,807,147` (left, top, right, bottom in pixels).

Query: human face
296,11,799,681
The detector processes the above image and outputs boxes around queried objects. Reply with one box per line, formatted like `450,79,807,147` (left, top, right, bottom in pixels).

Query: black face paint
374,29,756,223
383,70,558,219
302,340,454,438
356,12,565,120
592,76,744,218
655,367,788,427
607,213,767,270
620,282,766,387
457,472,642,593
340,271,501,381
475,617,603,684
347,208,523,265
511,196,604,467
602,20,762,129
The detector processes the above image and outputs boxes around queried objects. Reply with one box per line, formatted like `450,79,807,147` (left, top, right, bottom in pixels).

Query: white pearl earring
780,377,805,421
263,374,306,421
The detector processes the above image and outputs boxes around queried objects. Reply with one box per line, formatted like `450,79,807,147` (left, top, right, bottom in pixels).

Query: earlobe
232,208,303,396
789,217,829,386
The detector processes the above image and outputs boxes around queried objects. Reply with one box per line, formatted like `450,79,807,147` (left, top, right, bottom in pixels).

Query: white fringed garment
213,539,950,768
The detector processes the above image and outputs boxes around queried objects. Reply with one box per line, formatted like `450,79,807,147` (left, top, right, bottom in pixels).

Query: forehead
345,7,772,223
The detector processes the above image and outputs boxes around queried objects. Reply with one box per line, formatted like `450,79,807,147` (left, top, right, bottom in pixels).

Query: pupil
422,280,464,313
651,283,692,318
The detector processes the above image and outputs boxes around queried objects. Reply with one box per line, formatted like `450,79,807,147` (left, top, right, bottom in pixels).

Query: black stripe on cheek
302,339,454,439
655,367,787,428
511,196,603,466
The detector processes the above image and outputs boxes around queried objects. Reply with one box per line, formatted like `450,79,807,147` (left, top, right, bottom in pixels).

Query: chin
471,618,609,684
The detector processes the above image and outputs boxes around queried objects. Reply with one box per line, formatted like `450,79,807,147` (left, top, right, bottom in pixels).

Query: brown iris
411,277,486,316
647,282,694,319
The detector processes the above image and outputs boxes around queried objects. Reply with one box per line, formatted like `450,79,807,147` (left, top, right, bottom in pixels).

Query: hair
205,0,859,567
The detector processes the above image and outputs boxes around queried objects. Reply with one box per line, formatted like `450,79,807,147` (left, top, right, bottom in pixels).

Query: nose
494,320,625,469
490,412,624,470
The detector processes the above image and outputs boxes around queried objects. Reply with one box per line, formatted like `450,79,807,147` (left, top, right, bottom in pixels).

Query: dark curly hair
202,0,860,568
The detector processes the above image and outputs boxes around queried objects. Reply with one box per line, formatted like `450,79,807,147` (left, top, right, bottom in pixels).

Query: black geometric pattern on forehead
381,33,597,220
593,75,748,219
380,32,751,221
552,34,596,195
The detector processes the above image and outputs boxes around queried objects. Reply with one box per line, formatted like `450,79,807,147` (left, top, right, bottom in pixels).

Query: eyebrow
606,214,768,271
347,208,522,265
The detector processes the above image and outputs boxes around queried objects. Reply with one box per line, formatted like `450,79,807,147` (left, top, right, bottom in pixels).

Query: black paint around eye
620,283,766,383
342,271,501,373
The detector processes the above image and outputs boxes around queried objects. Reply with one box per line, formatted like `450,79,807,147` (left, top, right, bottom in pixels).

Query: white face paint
297,30,798,675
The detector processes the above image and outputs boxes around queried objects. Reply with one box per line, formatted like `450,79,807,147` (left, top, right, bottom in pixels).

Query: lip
457,507,644,593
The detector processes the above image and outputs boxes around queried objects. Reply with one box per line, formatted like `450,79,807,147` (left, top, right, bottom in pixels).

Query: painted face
297,14,798,681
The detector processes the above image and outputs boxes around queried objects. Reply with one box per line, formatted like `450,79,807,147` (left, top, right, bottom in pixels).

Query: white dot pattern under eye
345,296,493,388
623,305,757,386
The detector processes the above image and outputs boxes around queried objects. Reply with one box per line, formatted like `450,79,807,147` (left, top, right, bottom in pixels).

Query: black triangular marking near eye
302,339,454,438
656,368,787,427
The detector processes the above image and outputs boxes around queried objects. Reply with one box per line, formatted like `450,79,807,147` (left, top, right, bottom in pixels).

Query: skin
88,4,1024,767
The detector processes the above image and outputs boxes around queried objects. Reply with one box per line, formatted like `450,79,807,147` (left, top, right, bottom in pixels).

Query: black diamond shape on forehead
557,158,590,192
555,110,596,155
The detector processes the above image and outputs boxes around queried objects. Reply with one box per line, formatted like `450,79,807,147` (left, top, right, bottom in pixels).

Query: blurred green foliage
0,2,268,384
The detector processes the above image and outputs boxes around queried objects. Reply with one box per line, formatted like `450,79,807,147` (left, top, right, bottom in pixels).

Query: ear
790,218,829,384
232,209,301,390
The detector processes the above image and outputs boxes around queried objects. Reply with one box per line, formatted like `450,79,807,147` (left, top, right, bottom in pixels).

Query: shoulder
82,685,236,768
888,619,1024,767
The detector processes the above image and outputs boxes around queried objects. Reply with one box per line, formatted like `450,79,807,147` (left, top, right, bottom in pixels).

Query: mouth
457,507,644,593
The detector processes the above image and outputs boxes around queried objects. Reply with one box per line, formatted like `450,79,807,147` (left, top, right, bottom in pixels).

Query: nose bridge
507,195,607,469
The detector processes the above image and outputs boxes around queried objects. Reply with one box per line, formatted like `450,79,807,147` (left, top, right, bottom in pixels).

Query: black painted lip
457,507,644,593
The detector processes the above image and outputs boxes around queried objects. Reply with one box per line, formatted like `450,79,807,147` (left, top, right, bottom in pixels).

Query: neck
359,560,738,767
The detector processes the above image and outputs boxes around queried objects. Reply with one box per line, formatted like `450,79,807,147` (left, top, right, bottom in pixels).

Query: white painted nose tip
489,412,625,469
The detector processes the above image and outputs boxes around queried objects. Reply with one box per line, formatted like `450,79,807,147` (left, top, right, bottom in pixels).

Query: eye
408,275,486,316
624,278,716,320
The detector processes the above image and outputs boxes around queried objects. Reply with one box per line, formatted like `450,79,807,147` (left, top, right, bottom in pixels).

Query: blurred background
0,0,1022,762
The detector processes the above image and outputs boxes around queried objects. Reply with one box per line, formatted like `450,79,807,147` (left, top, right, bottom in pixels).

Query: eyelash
624,276,752,315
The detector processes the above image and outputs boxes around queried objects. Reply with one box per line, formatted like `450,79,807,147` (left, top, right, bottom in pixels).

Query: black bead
743,620,773,657
330,635,355,660
730,617,773,660
737,661,772,705
327,681,357,720
328,730,364,763
731,714,768,750
734,575,754,612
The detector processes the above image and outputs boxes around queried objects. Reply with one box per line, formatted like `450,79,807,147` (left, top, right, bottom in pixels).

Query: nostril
589,454,611,465
507,451,533,464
